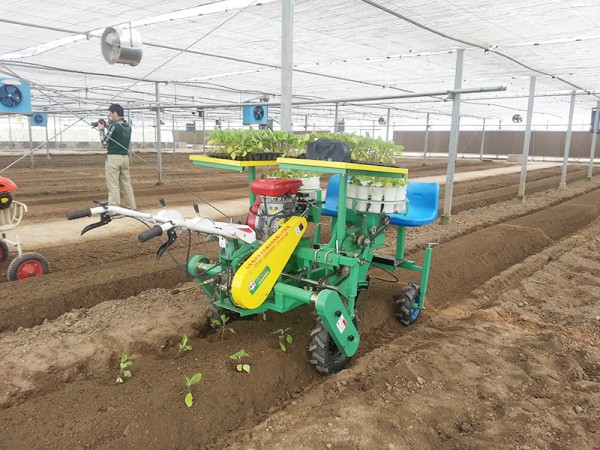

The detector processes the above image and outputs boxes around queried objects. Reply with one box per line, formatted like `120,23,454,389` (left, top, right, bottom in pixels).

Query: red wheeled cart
0,176,50,281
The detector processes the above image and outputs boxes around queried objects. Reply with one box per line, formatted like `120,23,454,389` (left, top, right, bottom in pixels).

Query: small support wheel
7,252,50,281
395,282,421,326
308,313,359,375
0,240,9,262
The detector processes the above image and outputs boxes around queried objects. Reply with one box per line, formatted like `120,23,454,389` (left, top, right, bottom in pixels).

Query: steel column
441,49,464,222
559,91,576,189
423,112,430,161
517,76,536,200
587,101,600,179
334,103,339,132
385,108,391,141
479,118,486,161
155,82,163,184
281,0,293,131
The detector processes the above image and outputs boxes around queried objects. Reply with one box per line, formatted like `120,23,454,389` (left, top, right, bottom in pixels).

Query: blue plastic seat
321,174,341,217
321,174,439,227
388,182,440,227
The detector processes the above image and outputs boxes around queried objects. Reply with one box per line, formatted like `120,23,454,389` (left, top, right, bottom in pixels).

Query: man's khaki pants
105,154,136,209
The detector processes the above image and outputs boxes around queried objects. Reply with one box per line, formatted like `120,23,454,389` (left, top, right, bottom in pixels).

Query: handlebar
138,225,164,242
66,209,92,220
65,204,257,244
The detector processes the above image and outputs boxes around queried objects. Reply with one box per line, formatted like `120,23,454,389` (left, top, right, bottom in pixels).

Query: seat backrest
406,181,439,208
324,174,341,211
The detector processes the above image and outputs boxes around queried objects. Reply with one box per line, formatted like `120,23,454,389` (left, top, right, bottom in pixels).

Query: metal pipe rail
66,204,256,243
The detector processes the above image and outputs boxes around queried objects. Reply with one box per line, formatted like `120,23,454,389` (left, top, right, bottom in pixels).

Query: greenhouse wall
393,130,599,158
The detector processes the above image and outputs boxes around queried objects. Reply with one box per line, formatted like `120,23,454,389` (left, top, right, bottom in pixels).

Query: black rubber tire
308,313,359,375
7,252,50,281
395,282,421,326
0,240,8,262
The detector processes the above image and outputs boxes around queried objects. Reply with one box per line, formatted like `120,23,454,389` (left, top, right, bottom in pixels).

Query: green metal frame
187,155,433,357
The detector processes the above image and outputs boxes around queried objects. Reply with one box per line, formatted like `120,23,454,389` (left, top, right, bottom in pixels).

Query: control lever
156,227,178,260
81,212,112,235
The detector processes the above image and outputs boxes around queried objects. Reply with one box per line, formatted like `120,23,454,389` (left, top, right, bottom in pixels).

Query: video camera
91,118,108,128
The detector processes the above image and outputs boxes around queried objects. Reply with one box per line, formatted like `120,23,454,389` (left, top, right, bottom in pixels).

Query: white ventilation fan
101,27,143,66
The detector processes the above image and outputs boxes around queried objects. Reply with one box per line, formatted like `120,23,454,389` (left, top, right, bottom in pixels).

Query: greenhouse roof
1,0,599,128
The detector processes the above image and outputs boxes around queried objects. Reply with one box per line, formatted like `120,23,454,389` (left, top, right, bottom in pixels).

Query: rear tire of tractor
395,282,421,326
0,240,9,262
7,252,50,281
308,314,359,375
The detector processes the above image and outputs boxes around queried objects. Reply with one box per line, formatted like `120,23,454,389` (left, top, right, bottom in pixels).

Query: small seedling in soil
272,327,294,352
184,372,202,408
178,335,192,356
229,349,251,373
212,314,237,341
116,354,134,383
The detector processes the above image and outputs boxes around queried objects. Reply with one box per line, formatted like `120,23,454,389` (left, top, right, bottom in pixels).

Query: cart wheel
0,240,8,262
308,313,359,375
395,282,421,326
7,252,50,281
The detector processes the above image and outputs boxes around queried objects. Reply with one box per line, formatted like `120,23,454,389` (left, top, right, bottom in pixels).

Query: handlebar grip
66,209,92,220
138,225,164,243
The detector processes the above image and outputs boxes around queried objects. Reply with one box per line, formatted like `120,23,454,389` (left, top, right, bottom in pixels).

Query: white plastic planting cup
395,185,407,213
347,184,358,209
356,185,369,212
369,185,384,213
383,186,397,213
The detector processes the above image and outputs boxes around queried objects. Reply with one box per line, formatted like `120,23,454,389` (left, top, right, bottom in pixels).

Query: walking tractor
67,152,439,375
0,176,50,281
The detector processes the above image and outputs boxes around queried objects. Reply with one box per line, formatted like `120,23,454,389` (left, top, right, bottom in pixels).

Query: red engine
0,176,17,210
249,178,302,197
247,178,304,241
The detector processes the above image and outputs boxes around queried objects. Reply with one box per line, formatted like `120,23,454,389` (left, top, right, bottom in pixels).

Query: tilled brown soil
0,153,598,449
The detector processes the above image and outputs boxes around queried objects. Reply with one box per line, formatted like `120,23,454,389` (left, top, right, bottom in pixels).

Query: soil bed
0,153,598,449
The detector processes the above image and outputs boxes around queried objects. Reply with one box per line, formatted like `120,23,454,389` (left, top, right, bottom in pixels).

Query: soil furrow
0,174,599,449
0,154,598,449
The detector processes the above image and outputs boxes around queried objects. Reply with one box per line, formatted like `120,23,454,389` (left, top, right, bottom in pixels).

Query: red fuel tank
250,178,303,196
0,177,17,193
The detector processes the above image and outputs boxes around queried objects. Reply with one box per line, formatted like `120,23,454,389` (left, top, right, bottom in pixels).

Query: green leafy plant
206,129,403,163
212,314,237,341
184,372,202,408
264,168,321,179
229,349,251,373
312,131,404,164
378,176,409,188
272,328,294,352
349,175,409,188
207,128,293,160
178,335,192,356
116,354,134,383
